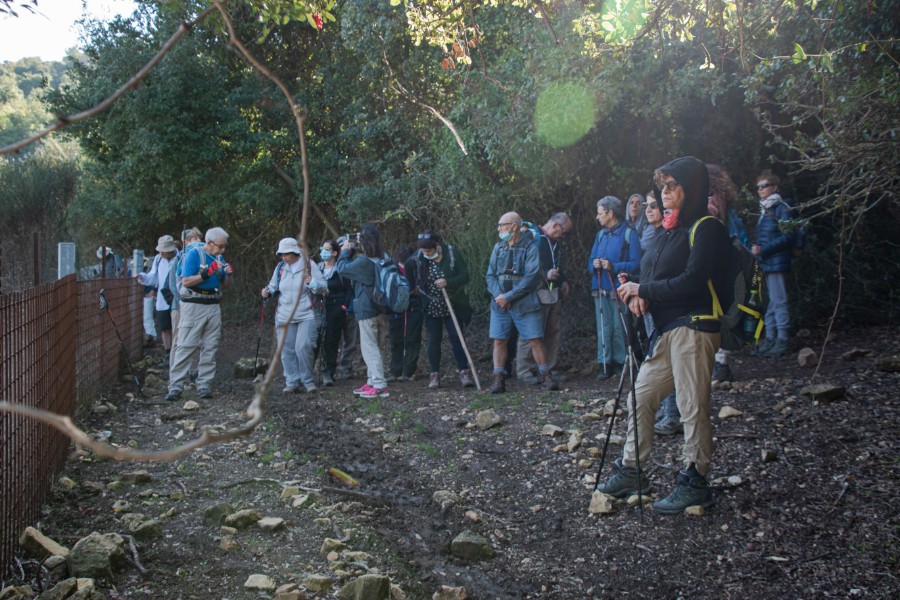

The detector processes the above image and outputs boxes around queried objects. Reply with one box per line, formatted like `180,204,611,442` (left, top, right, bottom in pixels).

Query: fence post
33,231,42,287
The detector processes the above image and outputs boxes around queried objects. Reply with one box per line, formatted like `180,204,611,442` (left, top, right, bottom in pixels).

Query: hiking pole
596,268,607,377
605,269,644,519
440,287,482,391
98,289,145,399
593,343,632,488
253,297,268,376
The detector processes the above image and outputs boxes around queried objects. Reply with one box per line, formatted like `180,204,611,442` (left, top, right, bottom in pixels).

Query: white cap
96,246,113,259
156,235,177,252
275,237,301,256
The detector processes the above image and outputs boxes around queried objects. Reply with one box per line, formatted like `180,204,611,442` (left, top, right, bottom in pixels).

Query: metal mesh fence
0,275,141,572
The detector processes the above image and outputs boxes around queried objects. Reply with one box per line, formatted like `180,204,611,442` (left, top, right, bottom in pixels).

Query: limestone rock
588,492,615,514
203,502,234,525
577,459,594,469
433,586,469,600
281,486,301,499
121,470,152,484
626,494,651,507
219,536,239,551
841,348,873,361
66,532,126,579
224,508,261,529
305,575,333,593
541,424,564,437
320,538,347,554
797,347,818,367
0,584,35,599
761,448,778,463
685,505,706,516
567,431,583,452
292,494,315,509
57,477,77,491
37,578,77,600
257,517,286,532
244,574,277,591
274,593,306,600
875,355,900,372
183,400,200,411
234,357,269,379
133,519,162,540
586,447,603,458
450,531,495,561
19,526,69,559
581,412,603,421
800,383,846,402
390,584,407,600
275,583,299,594
718,405,743,419
337,574,391,600
475,409,501,431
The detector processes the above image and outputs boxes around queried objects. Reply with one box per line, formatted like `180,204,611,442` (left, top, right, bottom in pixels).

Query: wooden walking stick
440,287,482,391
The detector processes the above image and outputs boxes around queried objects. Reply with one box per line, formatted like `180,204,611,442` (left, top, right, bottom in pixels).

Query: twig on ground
218,478,285,490
320,486,391,507
122,534,147,576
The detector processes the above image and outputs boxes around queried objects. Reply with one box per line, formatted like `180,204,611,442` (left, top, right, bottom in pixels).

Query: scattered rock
727,475,743,486
567,431,583,452
281,486,301,499
19,526,69,559
390,584,407,600
321,538,347,554
257,517,286,532
337,574,391,600
875,355,900,372
797,347,818,367
626,494,651,507
382,432,401,444
761,448,778,463
121,470,152,484
203,502,234,525
475,409,501,431
0,584,34,599
234,357,269,378
57,477,77,491
305,575,333,593
588,492,615,514
37,578,78,600
718,406,743,419
450,531,495,561
581,412,603,421
81,481,106,494
66,532,126,579
292,494,315,509
799,383,846,402
586,447,603,458
133,519,163,540
685,505,706,516
183,400,200,411
541,424,564,437
433,586,469,600
577,459,593,469
219,536,239,551
224,508,261,529
342,550,372,562
275,583,299,594
432,490,462,509
552,443,569,453
244,574,277,591
464,510,481,522
111,500,131,513
275,592,306,600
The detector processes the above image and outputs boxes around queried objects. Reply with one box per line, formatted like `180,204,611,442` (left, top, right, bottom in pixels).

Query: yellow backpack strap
689,216,723,321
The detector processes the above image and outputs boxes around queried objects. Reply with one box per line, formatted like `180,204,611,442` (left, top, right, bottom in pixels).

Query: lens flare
534,81,597,148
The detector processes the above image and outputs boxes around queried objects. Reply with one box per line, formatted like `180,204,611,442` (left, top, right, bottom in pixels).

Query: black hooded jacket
638,156,731,330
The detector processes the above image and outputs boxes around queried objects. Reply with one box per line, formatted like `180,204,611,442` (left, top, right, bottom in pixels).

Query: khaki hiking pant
622,326,720,476
168,302,222,393
515,300,561,377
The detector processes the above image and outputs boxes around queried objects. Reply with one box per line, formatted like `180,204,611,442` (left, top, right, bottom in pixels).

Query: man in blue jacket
752,172,794,358
486,212,558,393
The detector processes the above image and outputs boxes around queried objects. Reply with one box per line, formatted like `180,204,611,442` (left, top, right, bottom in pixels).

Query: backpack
689,216,768,351
366,258,410,314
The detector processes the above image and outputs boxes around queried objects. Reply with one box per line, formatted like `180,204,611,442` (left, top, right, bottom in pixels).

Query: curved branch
0,5,218,155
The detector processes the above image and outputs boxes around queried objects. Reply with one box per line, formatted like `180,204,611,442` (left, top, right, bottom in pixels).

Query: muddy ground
6,322,899,599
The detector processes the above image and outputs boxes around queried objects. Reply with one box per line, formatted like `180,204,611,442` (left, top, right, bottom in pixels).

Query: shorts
156,309,173,332
490,307,543,341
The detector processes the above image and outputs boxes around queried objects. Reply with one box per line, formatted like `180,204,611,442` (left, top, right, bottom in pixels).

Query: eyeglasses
210,240,227,250
417,233,435,240
757,183,773,190
645,202,659,210
496,222,515,229
656,179,680,192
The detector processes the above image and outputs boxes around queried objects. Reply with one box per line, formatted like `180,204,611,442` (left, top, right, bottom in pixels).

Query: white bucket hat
156,235,177,252
96,246,113,259
275,237,301,256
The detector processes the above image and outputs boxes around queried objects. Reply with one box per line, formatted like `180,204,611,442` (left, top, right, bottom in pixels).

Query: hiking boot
653,466,715,515
520,374,540,385
428,372,440,389
386,375,398,383
538,372,559,391
197,388,212,400
594,458,652,499
489,373,506,394
712,361,733,382
752,338,775,356
761,338,790,358
596,364,614,380
322,372,334,387
304,384,318,393
282,385,299,394
165,389,181,402
459,369,476,388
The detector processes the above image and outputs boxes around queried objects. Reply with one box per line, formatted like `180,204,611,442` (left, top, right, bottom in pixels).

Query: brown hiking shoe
489,373,506,394
428,372,440,389
459,369,475,388
538,372,559,391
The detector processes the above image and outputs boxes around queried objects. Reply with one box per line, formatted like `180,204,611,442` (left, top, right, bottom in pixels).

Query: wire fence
0,275,141,574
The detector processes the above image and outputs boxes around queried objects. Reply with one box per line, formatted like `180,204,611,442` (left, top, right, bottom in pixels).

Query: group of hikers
132,156,799,515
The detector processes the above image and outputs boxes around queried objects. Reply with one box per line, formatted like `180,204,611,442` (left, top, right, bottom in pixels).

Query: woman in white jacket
261,238,326,393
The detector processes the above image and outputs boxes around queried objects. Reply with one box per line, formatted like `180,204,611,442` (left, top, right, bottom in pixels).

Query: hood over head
654,156,710,227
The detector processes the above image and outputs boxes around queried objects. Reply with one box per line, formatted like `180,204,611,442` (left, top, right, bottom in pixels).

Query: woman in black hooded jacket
595,156,731,515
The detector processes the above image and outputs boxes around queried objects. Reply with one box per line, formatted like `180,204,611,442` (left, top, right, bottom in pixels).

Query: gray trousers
168,302,221,393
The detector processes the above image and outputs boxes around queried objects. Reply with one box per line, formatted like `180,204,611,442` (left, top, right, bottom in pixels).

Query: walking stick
98,289,145,399
253,297,268,375
440,287,482,391
605,269,644,518
593,344,631,485
596,268,607,376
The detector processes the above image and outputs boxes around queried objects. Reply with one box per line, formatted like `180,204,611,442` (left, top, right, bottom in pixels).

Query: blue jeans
764,272,790,340
594,295,626,365
276,320,317,388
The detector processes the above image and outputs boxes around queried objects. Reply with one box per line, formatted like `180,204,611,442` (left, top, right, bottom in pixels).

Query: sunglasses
417,233,435,240
757,183,773,190
645,202,659,210
655,180,680,192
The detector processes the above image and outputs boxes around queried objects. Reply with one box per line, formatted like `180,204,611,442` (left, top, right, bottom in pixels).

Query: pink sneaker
359,387,389,398
353,384,374,395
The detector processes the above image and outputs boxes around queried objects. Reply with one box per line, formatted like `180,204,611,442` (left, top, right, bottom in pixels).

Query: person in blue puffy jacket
752,171,794,357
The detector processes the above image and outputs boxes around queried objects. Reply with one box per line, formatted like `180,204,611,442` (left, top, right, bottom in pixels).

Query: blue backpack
367,258,410,314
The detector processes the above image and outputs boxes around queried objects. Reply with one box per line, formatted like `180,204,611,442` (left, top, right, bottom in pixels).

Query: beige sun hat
156,235,177,252
275,237,302,256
